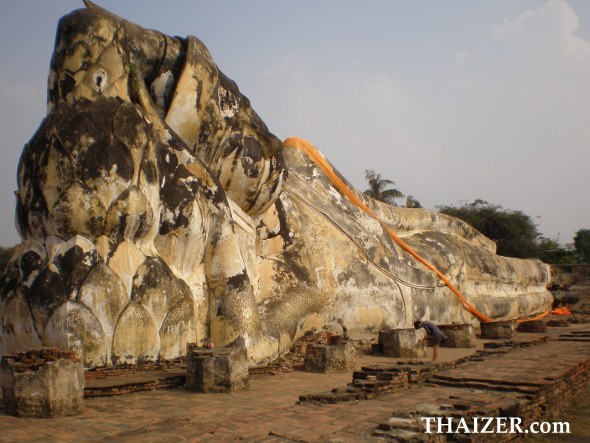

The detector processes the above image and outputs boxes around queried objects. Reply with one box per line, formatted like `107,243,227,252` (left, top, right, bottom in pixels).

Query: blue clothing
421,321,446,346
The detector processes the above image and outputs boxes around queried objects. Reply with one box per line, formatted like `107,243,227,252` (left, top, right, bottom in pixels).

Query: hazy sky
0,0,588,247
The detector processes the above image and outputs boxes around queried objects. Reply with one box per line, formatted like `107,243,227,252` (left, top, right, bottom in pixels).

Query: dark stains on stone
216,72,240,118
140,157,158,185
240,136,263,178
153,35,186,111
278,250,311,285
48,181,105,240
482,297,513,319
51,98,122,159
18,251,43,285
166,164,199,208
275,200,294,248
50,9,119,103
0,263,19,303
131,257,167,290
226,272,250,293
59,75,77,100
131,257,192,308
113,102,149,150
27,266,67,318
81,137,134,183
268,158,287,194
195,79,204,115
17,181,50,241
196,111,224,162
53,244,98,299
105,186,150,243
156,144,179,192
159,145,227,234
337,261,372,287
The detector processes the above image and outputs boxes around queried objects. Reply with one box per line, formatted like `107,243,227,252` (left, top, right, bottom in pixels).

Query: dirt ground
527,389,590,442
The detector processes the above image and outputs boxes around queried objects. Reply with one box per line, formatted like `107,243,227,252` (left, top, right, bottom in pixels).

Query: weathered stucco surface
0,3,552,367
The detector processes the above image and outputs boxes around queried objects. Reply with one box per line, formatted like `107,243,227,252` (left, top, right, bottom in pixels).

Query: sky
0,0,588,247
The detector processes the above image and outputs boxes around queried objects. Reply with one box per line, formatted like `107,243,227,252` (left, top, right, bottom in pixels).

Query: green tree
363,169,404,205
574,229,590,263
536,238,576,264
405,195,422,208
437,199,540,258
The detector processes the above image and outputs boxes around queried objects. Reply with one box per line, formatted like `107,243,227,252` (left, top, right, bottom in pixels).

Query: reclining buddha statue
0,2,552,367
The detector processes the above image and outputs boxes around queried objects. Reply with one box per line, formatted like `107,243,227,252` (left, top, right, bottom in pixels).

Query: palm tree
405,195,422,208
363,169,404,205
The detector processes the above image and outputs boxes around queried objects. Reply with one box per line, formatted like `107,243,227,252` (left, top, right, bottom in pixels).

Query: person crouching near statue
414,320,447,361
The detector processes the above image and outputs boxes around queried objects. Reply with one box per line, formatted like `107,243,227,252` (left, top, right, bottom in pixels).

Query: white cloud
255,55,442,190
454,50,470,66
483,0,590,241
491,0,590,69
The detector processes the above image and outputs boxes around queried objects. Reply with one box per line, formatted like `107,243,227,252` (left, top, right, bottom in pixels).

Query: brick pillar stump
304,342,356,373
480,321,517,339
517,320,547,333
185,344,249,393
0,348,84,418
378,329,425,358
438,324,477,348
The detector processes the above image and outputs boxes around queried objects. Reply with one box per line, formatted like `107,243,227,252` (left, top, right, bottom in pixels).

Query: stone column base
185,344,249,393
304,341,356,373
0,348,84,418
480,321,517,339
517,320,547,333
439,324,477,348
378,329,425,358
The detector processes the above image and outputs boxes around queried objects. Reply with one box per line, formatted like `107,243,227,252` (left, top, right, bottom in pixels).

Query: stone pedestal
517,320,547,333
304,342,356,373
185,344,249,393
438,324,477,348
326,333,343,346
0,348,84,418
547,319,570,327
480,321,517,339
378,329,425,358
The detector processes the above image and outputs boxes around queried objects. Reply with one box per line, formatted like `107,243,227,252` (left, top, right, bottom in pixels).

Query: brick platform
0,325,588,442
298,336,549,405
84,369,186,397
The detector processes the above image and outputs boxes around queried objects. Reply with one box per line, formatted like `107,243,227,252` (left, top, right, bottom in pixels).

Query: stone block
517,320,547,333
378,329,425,358
304,342,356,373
371,343,383,354
480,321,517,339
185,344,249,393
438,324,477,348
0,348,84,418
547,319,570,327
